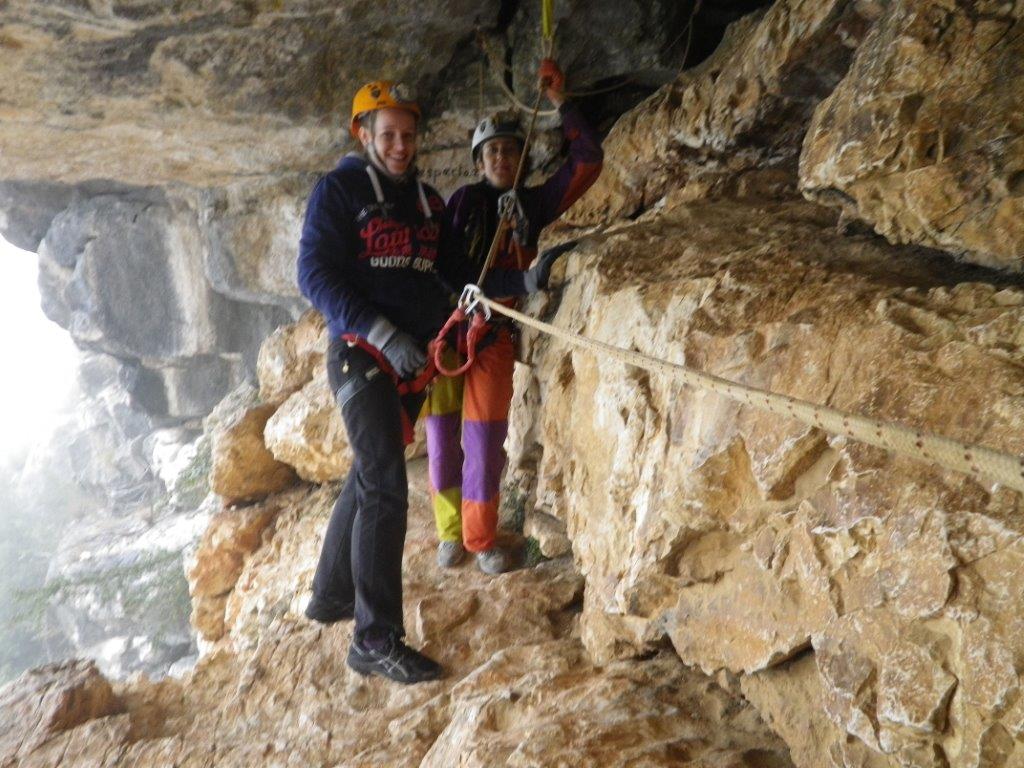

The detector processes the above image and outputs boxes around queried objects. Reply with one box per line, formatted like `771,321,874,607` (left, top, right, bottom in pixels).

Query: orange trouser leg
461,329,515,553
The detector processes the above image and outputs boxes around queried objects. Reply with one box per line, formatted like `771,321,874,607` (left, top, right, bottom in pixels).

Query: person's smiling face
361,107,418,176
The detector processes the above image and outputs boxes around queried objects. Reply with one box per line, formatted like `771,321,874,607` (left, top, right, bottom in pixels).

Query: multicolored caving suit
425,101,603,554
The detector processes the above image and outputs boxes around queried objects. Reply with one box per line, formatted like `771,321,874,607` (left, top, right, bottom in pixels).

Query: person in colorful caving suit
426,58,604,575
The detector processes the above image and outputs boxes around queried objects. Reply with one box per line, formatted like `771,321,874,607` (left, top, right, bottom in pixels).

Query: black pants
310,339,425,644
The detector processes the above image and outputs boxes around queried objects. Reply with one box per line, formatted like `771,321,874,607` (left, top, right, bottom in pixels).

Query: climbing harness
431,286,494,377
458,285,1024,493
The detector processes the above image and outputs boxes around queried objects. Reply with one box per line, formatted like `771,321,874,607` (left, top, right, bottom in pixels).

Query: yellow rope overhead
459,286,1024,494
541,0,555,43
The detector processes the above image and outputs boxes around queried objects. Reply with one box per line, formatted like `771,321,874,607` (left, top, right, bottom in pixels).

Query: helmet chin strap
365,141,415,183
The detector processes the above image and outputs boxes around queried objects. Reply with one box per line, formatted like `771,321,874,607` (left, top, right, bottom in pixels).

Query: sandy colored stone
513,195,1024,763
524,510,572,558
209,394,298,505
0,659,121,763
256,309,326,406
420,643,791,768
6,461,791,767
264,368,351,483
567,0,875,225
801,0,1024,270
186,494,287,642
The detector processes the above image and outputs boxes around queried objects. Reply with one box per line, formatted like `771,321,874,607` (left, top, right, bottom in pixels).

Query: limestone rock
256,309,326,406
420,644,791,768
524,510,572,558
741,652,891,768
264,368,350,483
800,0,1024,270
35,189,291,418
5,461,792,767
0,659,121,762
208,383,298,505
198,177,312,307
514,196,1024,762
568,0,874,224
186,493,289,643
0,2,500,188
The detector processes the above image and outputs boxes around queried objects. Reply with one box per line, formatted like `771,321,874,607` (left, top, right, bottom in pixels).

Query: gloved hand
367,317,427,378
523,239,579,293
538,58,565,92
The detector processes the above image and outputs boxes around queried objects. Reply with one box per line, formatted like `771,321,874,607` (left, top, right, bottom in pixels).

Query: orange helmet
350,80,421,138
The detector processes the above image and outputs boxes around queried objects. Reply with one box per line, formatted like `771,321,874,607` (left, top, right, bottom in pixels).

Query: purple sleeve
535,101,604,226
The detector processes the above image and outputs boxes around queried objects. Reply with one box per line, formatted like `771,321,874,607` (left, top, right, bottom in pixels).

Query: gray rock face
37,189,291,418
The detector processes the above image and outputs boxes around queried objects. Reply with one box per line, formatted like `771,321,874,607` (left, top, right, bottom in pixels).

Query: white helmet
471,110,525,161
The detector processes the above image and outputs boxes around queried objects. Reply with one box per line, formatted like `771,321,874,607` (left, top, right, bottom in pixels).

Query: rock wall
800,0,1024,270
2,0,1024,766
0,472,796,767
508,195,1024,766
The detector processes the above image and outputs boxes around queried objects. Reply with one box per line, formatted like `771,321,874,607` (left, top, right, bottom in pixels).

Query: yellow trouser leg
424,353,465,542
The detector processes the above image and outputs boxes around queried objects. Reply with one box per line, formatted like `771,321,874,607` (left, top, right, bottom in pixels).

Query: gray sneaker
437,540,466,568
476,547,512,575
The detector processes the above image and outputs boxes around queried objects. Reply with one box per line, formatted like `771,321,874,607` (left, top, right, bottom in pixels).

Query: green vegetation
15,546,191,646
523,536,547,568
0,449,80,683
173,435,211,510
500,481,550,569
499,481,529,533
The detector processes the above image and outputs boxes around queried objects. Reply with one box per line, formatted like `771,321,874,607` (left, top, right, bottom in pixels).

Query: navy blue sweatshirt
297,154,526,344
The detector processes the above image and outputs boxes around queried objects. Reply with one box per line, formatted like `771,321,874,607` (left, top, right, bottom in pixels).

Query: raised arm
535,99,604,226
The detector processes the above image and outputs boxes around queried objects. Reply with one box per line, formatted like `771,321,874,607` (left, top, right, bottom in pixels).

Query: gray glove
367,317,426,379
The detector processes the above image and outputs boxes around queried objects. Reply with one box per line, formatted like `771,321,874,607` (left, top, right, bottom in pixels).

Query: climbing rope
457,285,1024,493
477,30,561,118
477,0,702,115
434,4,557,378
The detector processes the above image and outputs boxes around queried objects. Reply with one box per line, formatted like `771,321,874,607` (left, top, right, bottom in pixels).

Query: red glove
538,58,565,92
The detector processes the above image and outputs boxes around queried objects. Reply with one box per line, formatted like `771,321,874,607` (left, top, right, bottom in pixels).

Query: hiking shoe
476,547,512,575
304,595,354,624
346,637,443,684
436,540,466,568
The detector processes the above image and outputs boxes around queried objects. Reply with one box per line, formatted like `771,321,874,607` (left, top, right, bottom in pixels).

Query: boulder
264,369,351,483
207,383,298,505
0,659,121,761
186,493,289,643
256,309,326,406
801,0,1024,270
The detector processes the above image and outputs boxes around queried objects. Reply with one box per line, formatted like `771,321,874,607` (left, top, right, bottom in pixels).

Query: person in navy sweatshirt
296,81,540,685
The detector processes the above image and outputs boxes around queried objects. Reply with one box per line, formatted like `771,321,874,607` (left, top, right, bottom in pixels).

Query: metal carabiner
497,189,520,220
458,283,491,320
